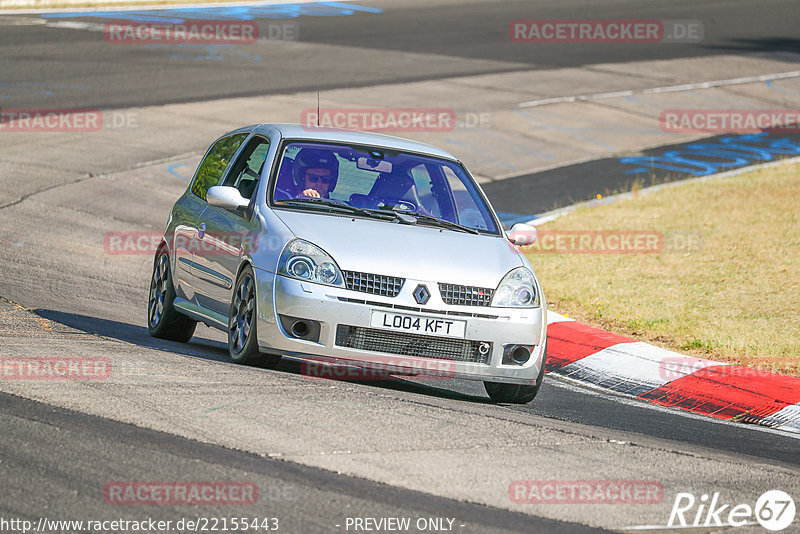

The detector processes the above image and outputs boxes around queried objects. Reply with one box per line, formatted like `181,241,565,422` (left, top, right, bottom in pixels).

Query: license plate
370,311,466,339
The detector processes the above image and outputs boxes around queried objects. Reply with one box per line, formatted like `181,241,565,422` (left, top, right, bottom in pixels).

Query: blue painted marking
0,81,90,99
41,2,383,23
766,79,800,97
167,163,193,181
620,133,800,176
0,82,89,88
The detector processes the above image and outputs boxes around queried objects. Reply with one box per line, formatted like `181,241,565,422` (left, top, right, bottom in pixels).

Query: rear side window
191,133,249,200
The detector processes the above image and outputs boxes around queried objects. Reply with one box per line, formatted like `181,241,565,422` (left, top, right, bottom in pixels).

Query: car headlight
491,267,538,307
278,239,345,287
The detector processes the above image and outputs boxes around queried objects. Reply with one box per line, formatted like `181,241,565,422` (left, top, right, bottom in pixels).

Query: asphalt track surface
0,0,797,109
0,391,601,533
2,0,800,532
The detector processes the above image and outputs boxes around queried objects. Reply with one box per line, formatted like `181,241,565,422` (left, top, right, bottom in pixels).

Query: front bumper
255,270,546,385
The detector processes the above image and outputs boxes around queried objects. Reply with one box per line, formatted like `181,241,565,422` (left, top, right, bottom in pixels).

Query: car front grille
438,283,493,307
335,325,491,364
344,270,405,297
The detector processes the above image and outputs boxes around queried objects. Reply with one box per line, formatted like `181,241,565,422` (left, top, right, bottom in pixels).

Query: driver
293,148,339,199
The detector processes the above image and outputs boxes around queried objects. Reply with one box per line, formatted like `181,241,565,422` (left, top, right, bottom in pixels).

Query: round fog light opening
291,320,310,338
512,345,531,364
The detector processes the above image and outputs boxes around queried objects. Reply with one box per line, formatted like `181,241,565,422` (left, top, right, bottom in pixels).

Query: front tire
484,344,546,404
228,265,281,368
148,249,197,342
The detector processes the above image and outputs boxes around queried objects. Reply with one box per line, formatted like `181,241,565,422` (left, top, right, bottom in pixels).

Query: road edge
544,311,800,435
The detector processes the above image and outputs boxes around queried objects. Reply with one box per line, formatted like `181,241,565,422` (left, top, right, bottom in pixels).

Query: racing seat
350,171,422,211
237,168,260,199
274,157,297,200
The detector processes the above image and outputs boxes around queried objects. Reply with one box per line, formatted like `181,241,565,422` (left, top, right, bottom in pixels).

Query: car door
193,135,270,316
175,132,249,310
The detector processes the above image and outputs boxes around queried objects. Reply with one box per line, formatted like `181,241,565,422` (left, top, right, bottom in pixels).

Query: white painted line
585,89,636,99
641,70,800,94
45,20,104,30
518,70,800,108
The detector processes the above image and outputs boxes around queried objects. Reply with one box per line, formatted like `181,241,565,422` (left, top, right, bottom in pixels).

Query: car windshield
270,141,499,234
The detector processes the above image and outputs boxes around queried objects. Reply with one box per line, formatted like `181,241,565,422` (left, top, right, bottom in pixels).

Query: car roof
234,123,459,161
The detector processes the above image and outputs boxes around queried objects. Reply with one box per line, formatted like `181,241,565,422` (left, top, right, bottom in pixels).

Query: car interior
349,170,423,212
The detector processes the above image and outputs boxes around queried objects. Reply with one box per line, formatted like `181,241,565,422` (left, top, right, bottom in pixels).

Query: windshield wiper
370,207,480,234
410,213,480,234
275,198,395,220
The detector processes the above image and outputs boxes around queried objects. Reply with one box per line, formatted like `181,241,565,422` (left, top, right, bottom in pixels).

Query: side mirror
506,223,537,246
207,186,249,212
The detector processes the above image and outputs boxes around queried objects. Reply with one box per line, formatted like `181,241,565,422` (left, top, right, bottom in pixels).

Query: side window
223,136,270,200
190,133,249,200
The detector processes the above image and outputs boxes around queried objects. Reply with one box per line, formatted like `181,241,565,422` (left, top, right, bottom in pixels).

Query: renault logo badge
413,284,430,305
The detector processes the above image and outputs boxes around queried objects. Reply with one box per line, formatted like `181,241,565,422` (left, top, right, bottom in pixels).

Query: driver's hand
301,188,321,198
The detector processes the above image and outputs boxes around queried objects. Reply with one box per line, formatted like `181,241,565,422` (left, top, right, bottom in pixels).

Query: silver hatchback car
148,124,547,403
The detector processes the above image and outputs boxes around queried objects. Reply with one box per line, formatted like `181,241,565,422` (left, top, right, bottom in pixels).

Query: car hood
274,209,524,287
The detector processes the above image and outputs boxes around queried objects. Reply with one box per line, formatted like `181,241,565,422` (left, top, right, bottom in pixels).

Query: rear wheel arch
147,247,197,343
156,239,170,261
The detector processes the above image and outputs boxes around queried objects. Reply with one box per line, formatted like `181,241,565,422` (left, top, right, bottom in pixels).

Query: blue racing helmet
292,148,339,192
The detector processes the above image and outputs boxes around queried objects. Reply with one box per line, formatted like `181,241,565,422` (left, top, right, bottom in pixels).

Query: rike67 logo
668,490,795,531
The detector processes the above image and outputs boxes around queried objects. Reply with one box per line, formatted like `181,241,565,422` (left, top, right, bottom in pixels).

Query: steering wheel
378,198,417,212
